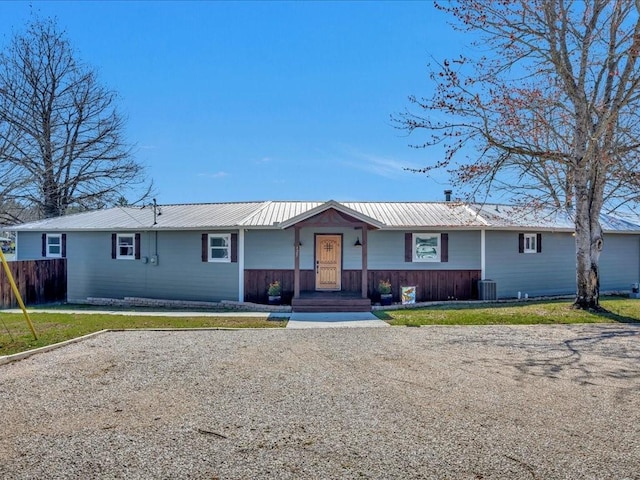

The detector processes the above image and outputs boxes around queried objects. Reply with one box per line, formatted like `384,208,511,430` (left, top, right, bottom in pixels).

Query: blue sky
0,1,469,204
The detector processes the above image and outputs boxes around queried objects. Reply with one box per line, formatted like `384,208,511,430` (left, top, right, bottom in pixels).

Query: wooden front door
315,234,342,290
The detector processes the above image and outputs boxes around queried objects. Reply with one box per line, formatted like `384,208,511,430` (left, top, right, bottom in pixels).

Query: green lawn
2,297,639,358
0,312,286,357
374,296,640,326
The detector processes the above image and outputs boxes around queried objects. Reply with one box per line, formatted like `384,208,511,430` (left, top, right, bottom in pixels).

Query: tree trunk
42,173,61,218
574,204,604,310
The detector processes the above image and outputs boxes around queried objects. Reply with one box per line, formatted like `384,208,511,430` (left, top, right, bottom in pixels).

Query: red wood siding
244,268,480,303
366,270,480,302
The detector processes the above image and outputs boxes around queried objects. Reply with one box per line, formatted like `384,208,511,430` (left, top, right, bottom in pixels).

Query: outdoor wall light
354,237,362,247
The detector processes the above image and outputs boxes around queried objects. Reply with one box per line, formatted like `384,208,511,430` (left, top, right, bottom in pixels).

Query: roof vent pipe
444,190,452,202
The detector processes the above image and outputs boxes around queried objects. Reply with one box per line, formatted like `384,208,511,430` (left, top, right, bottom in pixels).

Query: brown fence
0,259,67,308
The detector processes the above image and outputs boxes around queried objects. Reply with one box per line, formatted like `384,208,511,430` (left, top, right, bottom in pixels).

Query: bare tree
396,0,640,310
0,17,150,220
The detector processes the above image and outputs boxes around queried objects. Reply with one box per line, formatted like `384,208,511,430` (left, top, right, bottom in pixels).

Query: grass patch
3,297,639,357
0,312,286,357
27,303,240,313
374,297,640,326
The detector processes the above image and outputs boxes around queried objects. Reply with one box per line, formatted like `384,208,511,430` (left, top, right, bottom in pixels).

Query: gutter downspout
238,228,245,302
481,229,486,280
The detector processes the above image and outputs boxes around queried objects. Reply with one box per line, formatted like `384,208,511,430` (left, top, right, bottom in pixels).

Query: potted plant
267,280,282,305
378,279,393,306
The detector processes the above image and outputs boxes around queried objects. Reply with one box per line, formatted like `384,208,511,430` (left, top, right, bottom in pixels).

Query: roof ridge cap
237,201,274,226
463,204,490,226
159,201,265,207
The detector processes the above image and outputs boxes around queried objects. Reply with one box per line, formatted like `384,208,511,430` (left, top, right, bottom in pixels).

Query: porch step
291,294,371,313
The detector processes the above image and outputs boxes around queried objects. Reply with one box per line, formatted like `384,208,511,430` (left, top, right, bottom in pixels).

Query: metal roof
239,201,323,227
472,204,640,233
7,200,640,233
343,202,487,228
238,201,486,229
8,202,265,231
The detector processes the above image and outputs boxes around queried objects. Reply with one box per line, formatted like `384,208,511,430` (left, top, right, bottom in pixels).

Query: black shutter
111,234,117,259
42,233,47,257
231,233,238,263
405,233,412,262
135,233,141,260
518,233,525,253
202,234,208,262
536,233,542,253
441,233,449,263
61,234,67,258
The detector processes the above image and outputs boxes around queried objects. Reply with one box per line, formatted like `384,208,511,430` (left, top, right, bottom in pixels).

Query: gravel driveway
1,324,639,479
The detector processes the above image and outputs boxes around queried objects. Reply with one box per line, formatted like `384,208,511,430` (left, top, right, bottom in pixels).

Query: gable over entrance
279,200,385,230
295,208,369,228
282,201,382,303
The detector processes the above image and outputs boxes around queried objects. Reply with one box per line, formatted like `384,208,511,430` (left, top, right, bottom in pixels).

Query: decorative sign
401,286,416,305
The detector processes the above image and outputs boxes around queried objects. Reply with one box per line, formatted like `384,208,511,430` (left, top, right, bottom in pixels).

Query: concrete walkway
286,311,389,329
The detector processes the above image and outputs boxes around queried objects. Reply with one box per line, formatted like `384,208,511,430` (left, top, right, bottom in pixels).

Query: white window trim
412,233,441,263
46,233,62,258
523,233,537,253
208,233,231,263
116,233,136,260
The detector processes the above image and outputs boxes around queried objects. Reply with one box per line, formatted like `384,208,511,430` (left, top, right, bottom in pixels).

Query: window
208,234,231,262
111,233,140,260
412,233,441,262
524,233,537,253
42,233,66,258
201,233,237,263
519,233,542,254
117,234,135,259
405,233,449,263
46,234,62,258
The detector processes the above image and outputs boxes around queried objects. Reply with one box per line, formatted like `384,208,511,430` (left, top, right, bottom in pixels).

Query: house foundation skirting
244,269,481,304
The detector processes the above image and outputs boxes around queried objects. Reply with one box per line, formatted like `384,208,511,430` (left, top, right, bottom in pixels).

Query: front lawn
3,297,639,358
0,312,286,357
374,296,640,326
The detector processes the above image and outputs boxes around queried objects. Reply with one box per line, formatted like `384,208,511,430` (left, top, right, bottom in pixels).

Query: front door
315,234,342,290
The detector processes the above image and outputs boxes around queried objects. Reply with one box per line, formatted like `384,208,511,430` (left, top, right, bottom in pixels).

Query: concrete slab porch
286,311,389,329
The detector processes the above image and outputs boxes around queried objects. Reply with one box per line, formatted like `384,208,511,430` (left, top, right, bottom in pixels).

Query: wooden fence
0,259,67,308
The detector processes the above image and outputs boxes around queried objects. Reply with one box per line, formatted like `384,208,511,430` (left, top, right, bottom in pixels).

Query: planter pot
380,293,393,306
268,295,282,305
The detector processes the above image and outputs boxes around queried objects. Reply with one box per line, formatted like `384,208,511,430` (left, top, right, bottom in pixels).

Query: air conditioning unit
478,280,497,301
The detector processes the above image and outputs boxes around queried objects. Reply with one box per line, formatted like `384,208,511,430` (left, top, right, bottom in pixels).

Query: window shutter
42,233,47,257
61,234,67,258
202,234,208,262
405,233,412,262
231,233,238,263
441,233,449,263
518,233,524,253
135,233,141,260
536,233,542,253
111,234,117,259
